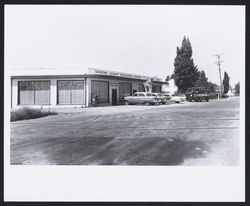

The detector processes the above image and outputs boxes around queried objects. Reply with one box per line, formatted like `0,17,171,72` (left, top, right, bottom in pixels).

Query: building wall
11,79,18,109
11,77,86,109
11,76,157,108
86,77,145,106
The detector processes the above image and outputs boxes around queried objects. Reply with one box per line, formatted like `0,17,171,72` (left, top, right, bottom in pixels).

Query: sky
5,5,245,86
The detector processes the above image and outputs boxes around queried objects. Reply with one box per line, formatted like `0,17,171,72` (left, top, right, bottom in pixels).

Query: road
10,97,240,165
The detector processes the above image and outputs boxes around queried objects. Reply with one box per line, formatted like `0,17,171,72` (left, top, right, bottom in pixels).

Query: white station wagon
124,92,161,105
171,94,186,103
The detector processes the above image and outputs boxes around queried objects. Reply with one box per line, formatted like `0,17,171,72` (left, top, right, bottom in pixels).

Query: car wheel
145,102,150,106
124,100,129,105
206,98,209,102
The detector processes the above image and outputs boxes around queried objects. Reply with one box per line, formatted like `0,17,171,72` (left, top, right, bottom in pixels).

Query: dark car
185,87,209,102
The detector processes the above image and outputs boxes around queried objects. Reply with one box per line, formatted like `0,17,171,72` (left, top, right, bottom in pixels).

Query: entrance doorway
112,89,117,105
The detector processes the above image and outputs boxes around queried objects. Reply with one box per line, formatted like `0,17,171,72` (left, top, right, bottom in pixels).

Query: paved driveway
10,97,240,165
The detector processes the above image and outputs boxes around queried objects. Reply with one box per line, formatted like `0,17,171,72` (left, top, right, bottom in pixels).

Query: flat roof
10,67,167,84
10,68,89,77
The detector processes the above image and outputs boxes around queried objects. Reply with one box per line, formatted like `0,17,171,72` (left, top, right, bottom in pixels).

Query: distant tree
170,73,175,79
206,82,218,93
195,70,208,88
173,36,199,93
235,82,240,95
222,72,230,94
165,75,171,82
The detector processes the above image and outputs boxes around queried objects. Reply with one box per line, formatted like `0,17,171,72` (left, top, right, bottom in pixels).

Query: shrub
209,92,219,99
221,94,229,98
11,107,58,122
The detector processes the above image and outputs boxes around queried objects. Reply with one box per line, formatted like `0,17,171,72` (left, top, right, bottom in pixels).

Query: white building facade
11,68,166,109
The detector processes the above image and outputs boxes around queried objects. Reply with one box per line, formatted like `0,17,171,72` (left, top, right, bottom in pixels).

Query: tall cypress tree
195,70,208,88
173,37,199,93
222,72,230,94
235,82,240,95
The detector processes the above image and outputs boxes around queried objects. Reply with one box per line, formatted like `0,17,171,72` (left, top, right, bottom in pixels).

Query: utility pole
214,53,223,98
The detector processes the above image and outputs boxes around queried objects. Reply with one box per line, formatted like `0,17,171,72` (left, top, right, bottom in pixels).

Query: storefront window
57,80,84,105
18,81,50,105
138,83,145,92
119,82,132,102
152,85,162,93
91,80,109,103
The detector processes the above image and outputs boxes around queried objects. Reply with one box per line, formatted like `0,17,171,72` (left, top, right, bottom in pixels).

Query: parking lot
10,97,240,165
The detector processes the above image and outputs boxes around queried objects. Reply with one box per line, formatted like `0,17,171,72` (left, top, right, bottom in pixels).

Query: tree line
167,36,235,94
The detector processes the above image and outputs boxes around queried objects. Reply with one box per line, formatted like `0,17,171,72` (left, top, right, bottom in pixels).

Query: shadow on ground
11,136,209,165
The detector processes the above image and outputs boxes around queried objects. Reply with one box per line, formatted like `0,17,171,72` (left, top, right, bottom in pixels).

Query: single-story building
11,67,167,108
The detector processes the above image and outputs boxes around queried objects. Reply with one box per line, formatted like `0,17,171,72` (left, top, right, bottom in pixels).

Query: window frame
118,82,132,102
18,80,51,105
57,80,85,105
91,80,110,104
152,84,162,93
138,83,145,92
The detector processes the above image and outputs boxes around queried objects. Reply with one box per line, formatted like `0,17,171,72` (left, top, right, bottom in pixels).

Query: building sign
88,68,154,81
91,69,109,75
110,82,118,88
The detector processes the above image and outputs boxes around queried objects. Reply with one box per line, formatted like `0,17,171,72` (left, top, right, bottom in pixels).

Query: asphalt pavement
10,97,240,165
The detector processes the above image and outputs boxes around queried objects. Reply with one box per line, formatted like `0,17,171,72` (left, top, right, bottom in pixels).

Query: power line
214,53,224,97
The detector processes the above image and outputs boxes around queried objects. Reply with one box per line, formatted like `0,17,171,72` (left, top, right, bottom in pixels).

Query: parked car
209,92,219,99
151,93,167,104
177,94,186,101
124,92,161,105
171,94,183,103
162,93,171,101
221,93,229,98
185,87,209,102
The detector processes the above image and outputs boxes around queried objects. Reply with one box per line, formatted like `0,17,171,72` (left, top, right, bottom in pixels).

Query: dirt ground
10,97,240,165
